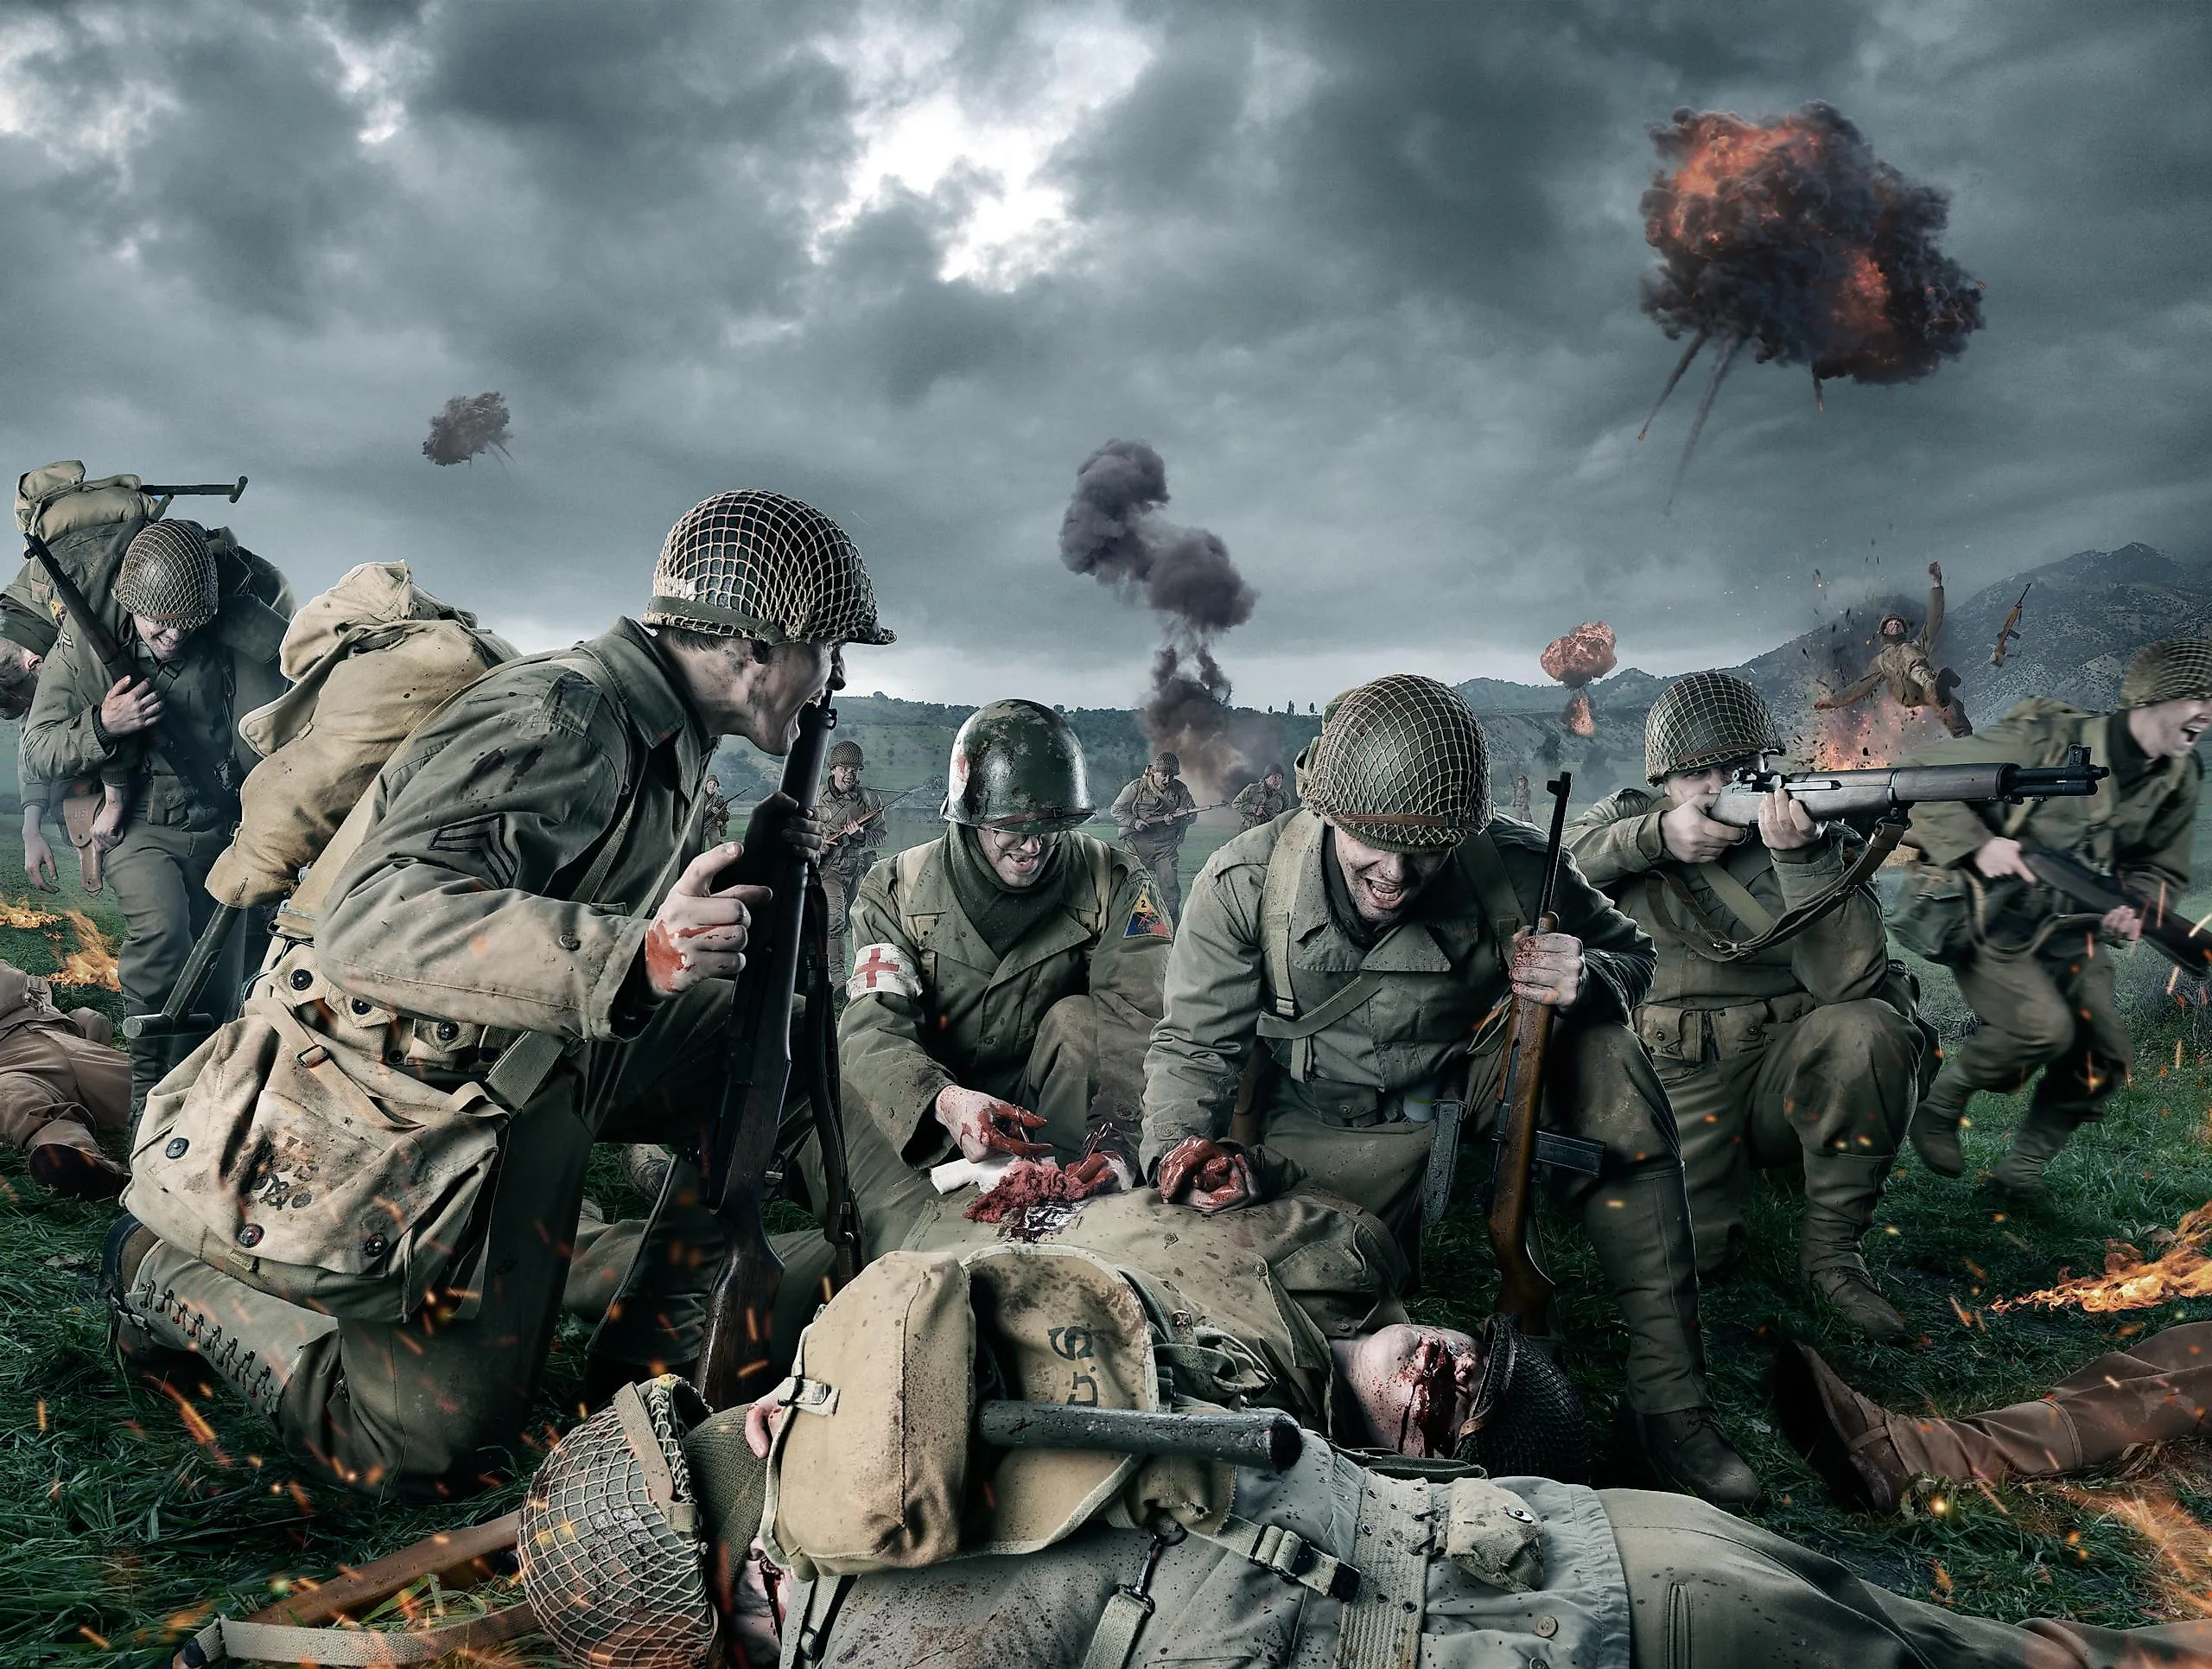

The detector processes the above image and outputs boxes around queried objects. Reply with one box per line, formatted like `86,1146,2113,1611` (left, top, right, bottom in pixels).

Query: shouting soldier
1111,749,1198,922
1141,674,1759,1509
1230,762,1292,831
1814,560,1972,737
817,736,886,982
1564,672,1924,1341
1894,635,2209,1199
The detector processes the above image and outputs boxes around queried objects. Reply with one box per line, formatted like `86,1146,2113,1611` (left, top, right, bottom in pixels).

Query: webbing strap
1198,1513,1359,1601
1690,857,1777,935
177,1605,537,1666
1456,829,1526,965
1077,1587,1156,1669
1260,811,1326,1018
1332,1471,1433,1669
1650,820,1906,963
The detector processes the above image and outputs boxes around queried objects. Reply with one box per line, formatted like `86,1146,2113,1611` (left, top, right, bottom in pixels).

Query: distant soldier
1230,762,1291,831
823,700,1171,1255
700,773,730,842
1143,674,1760,1508
1110,749,1198,921
1507,773,1533,821
1814,560,1972,736
0,963,130,1198
1894,636,2210,1198
22,522,288,1104
1565,672,1924,1340
817,737,886,980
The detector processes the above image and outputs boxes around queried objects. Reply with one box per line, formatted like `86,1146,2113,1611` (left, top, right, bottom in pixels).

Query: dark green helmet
1298,674,1487,852
1643,672,1780,782
115,520,218,628
2120,636,2212,709
944,699,1094,832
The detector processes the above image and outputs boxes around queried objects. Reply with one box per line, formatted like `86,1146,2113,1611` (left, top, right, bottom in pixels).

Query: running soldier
1110,749,1198,921
1814,560,1972,736
700,773,730,842
1230,762,1291,831
1894,635,2209,1198
817,737,886,981
106,489,893,1498
1141,673,1759,1508
1564,672,1923,1340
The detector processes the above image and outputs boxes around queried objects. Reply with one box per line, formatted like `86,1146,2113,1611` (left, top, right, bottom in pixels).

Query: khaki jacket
1891,702,2199,953
1141,812,1654,1170
839,831,1169,1163
1230,780,1292,830
820,782,887,882
1564,787,1891,1013
316,620,710,1043
1112,774,1197,853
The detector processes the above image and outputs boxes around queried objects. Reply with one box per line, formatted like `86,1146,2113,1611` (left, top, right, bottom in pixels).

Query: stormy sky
3,1,2206,709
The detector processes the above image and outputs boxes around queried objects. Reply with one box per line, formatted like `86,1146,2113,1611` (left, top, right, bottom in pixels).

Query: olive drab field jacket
839,831,1170,1165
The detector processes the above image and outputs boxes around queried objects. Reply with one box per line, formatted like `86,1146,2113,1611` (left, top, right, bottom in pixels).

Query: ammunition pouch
1885,859,1973,963
1634,991,1818,1067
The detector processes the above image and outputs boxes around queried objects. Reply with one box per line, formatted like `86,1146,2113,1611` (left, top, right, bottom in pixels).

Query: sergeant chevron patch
849,941,921,1000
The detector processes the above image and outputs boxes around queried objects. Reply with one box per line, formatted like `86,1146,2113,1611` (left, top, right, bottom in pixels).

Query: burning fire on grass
1541,622,1617,738
1993,1203,2212,1315
0,898,120,990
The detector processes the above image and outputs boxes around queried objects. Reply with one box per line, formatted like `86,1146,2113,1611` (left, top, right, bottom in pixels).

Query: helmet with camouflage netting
828,738,865,771
2120,635,2212,709
645,490,894,647
1297,674,1487,852
115,520,219,629
1459,1315,1588,1484
518,1376,718,1669
944,698,1094,832
1644,672,1781,782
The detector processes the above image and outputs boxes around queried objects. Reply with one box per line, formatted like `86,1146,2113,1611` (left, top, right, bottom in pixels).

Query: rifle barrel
976,1401,1302,1472
1710,752,2106,829
137,478,247,502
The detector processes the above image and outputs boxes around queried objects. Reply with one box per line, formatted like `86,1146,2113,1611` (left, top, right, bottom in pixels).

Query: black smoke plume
423,392,513,466
1060,439,1262,795
1637,103,1985,503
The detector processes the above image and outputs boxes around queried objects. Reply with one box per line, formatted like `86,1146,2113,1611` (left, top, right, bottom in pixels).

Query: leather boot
1772,1341,1910,1514
1800,1155,1910,1343
1617,1403,1764,1512
100,1214,207,1392
1992,1104,2080,1201
622,1143,675,1201
25,1122,127,1199
1909,1075,1971,1178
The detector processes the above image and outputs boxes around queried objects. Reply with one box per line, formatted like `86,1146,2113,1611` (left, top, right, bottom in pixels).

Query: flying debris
1059,440,1264,795
1637,103,1985,505
423,392,513,467
1541,621,1617,738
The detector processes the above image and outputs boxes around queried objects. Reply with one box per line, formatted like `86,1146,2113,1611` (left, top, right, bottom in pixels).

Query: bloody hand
935,1086,1052,1162
1157,1137,1254,1214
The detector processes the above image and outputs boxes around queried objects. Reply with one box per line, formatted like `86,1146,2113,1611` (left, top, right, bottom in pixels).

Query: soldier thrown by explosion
816,736,885,983
1140,673,1762,1510
1894,635,2209,1201
21,522,289,1105
1110,749,1198,922
1564,672,1925,1341
1777,1324,2212,1515
1230,762,1292,831
1814,560,1973,737
794,700,1170,1260
103,490,893,1498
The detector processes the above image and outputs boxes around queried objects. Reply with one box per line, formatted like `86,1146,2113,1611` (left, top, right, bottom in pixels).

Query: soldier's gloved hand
643,842,772,997
98,674,163,737
1755,786,1818,850
1062,1150,1131,1200
1157,1137,1255,1214
1510,927,1584,1007
935,1086,1053,1162
729,792,830,886
2101,903,2145,943
1660,797,1741,863
21,814,56,893
1971,835,2037,882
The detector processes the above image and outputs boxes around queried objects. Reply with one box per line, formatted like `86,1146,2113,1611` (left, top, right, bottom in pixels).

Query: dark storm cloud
0,0,2202,708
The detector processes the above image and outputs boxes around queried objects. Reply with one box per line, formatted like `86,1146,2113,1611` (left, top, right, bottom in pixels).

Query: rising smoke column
423,392,514,466
1541,621,1617,737
1637,103,1985,503
1059,440,1262,794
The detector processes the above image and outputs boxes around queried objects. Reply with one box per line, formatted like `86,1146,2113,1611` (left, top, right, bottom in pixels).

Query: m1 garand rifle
1705,746,2106,831
1990,583,2031,667
696,698,859,1408
2016,848,2212,976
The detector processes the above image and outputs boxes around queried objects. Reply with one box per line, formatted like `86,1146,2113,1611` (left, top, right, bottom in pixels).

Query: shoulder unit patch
1123,884,1173,939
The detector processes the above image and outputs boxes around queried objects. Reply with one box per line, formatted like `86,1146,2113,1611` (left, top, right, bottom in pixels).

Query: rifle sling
1648,821,1905,963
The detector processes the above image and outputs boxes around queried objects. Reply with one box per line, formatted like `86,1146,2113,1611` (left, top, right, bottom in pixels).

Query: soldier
1141,673,1760,1509
1110,749,1198,921
1895,635,2210,1199
1814,560,1972,736
1778,1325,2212,1514
0,961,130,1198
103,489,893,1497
21,522,287,1104
1508,771,1533,821
701,773,730,842
1563,672,1923,1340
1229,762,1291,831
817,736,886,981
821,699,1171,1257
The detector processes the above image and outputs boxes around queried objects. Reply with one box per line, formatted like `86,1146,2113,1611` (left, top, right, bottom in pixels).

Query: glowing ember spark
1994,1203,2212,1314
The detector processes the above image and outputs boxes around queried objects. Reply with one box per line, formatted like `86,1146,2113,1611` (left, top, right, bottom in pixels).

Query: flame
0,898,64,931
2055,1481,2212,1620
1540,621,1618,689
1563,691,1596,738
0,897,120,990
1993,1203,2212,1315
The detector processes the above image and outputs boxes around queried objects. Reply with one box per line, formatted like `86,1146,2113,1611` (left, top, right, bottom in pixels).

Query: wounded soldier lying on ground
512,1241,2212,1669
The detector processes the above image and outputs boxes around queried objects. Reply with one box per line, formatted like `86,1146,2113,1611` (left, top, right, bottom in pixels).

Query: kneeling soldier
1141,673,1759,1508
825,699,1171,1255
1565,672,1923,1340
1896,636,2209,1198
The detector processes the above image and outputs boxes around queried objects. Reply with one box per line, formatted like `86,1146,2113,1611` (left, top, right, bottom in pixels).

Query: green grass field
3,827,2210,1659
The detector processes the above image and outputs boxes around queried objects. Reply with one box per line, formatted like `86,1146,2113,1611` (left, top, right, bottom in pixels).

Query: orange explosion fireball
1993,1203,2212,1315
1541,622,1616,738
0,898,120,991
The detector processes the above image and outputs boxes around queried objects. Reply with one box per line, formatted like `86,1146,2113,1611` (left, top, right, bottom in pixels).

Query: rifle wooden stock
695,698,837,1409
1484,771,1573,1335
2022,848,2212,975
